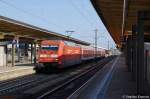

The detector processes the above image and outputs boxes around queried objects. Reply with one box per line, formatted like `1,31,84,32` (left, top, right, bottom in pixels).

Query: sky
0,0,116,49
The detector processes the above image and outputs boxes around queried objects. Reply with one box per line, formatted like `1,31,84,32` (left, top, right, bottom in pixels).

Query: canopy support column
12,41,16,67
131,25,137,82
34,42,37,64
137,11,145,95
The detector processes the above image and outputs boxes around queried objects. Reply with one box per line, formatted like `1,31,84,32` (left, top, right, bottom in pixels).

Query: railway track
0,74,42,88
0,74,59,95
36,57,113,99
0,60,96,96
0,57,114,99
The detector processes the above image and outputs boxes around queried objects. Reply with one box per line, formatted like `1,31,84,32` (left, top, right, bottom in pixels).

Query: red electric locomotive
35,40,81,71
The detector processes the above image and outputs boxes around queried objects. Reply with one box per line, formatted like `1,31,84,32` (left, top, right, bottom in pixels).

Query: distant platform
0,64,35,81
68,55,137,99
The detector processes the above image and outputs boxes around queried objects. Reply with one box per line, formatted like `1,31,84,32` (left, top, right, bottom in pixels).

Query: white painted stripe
96,57,119,99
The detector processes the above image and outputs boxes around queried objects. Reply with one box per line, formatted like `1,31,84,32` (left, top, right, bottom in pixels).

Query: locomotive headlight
40,54,47,57
50,54,58,58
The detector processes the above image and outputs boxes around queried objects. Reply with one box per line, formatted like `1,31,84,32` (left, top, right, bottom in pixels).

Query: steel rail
37,59,109,99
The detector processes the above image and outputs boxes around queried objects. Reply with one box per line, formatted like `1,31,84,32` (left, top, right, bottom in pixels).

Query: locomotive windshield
41,45,58,51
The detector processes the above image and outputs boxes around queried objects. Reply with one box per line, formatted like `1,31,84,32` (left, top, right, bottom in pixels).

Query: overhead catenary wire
67,0,101,45
0,0,67,31
78,0,114,47
80,0,98,28
68,0,96,29
66,0,100,40
73,0,110,39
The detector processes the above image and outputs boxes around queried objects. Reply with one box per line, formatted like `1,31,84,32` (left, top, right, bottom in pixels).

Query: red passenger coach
97,47,106,58
81,46,95,60
81,46,106,60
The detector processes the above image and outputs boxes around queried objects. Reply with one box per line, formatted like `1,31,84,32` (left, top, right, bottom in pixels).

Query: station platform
0,63,35,81
103,56,136,99
69,55,138,99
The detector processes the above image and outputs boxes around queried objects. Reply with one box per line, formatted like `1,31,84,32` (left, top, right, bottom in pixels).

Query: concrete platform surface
0,64,35,81
68,55,137,99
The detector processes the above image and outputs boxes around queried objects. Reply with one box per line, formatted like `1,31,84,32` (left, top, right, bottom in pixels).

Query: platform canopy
0,16,90,45
91,0,150,47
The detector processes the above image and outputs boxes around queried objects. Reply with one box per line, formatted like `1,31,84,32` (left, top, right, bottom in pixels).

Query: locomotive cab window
41,45,59,51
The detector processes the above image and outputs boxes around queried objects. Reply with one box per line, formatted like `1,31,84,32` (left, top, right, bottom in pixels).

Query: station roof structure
0,16,90,45
91,0,150,47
